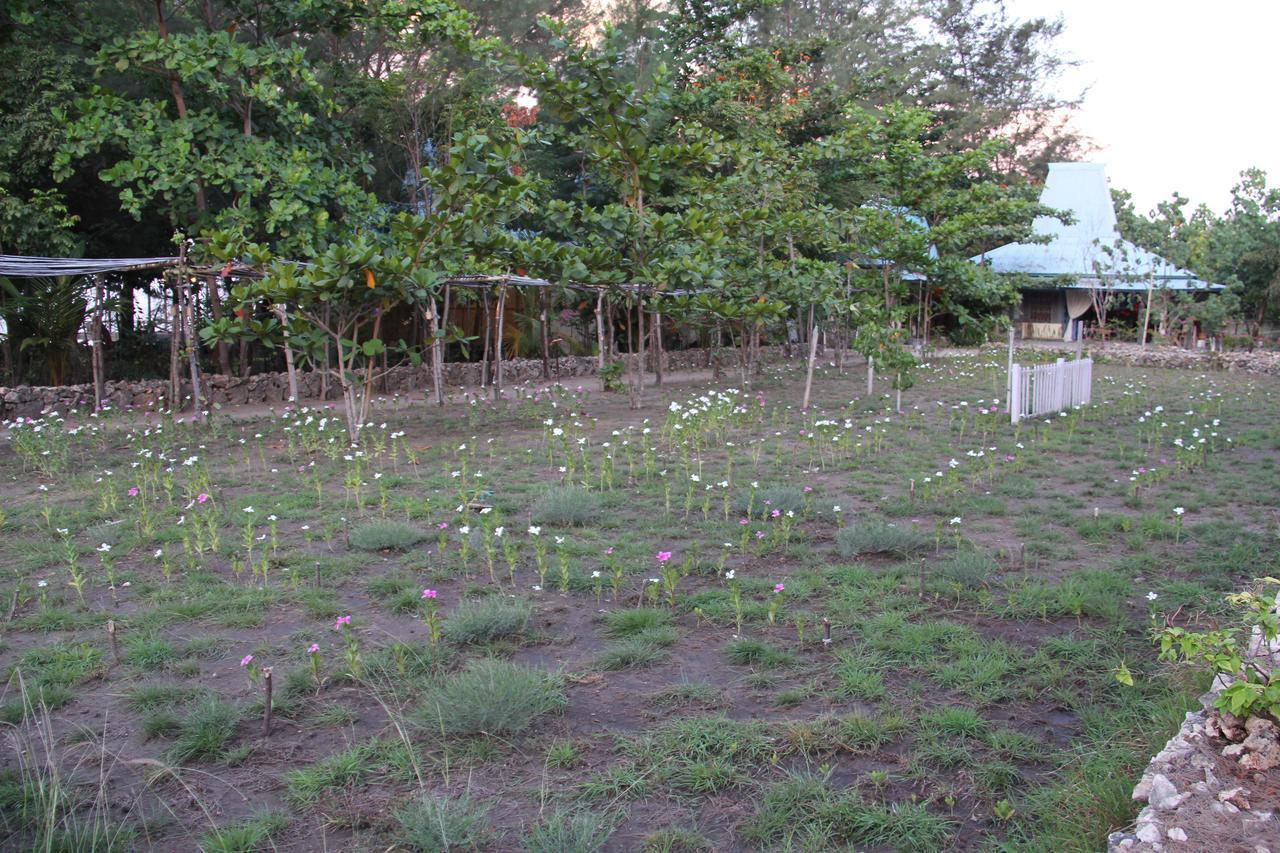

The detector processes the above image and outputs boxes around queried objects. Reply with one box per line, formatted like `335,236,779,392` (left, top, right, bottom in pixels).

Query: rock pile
1109,592,1280,852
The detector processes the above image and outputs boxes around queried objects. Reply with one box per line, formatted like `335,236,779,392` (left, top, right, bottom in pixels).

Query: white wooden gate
1009,357,1092,424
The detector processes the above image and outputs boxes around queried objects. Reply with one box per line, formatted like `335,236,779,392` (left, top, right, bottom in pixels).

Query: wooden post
106,619,120,665
1006,326,1016,404
262,667,273,735
493,283,507,401
866,354,874,397
1009,362,1021,424
801,322,820,410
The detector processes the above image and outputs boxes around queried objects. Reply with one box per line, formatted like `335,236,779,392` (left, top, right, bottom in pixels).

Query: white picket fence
1008,357,1092,424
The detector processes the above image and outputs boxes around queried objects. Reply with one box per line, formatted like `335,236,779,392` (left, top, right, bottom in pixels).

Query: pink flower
334,615,351,630
803,486,813,493
755,531,765,539
605,547,614,555
127,487,139,497
437,522,448,530
655,551,672,562
196,493,209,503
240,654,254,667
774,583,785,593
770,509,781,518
739,518,749,525
421,589,437,599
307,644,320,654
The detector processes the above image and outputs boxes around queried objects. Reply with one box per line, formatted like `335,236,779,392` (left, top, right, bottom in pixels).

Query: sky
1006,0,1280,216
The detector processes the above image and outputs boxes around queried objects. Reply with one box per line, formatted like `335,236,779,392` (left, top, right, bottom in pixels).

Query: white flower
37,580,48,588
154,549,163,558
949,517,962,525
832,505,842,513
554,536,565,544
1146,591,1159,601
459,525,471,535
1172,507,1185,516
591,570,601,578
267,514,278,521
494,526,505,538
528,526,541,536
725,570,735,580
97,543,111,552
243,506,255,513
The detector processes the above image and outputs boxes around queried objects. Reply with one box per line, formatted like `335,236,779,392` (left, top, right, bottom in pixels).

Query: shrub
837,521,928,558
415,659,565,736
442,598,532,645
396,793,491,852
525,809,613,853
349,521,426,551
530,487,601,526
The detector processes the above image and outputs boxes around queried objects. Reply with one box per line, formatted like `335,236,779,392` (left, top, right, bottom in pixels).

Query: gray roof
971,163,1220,291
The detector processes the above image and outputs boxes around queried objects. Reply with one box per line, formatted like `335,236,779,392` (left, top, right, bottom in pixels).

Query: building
972,162,1219,341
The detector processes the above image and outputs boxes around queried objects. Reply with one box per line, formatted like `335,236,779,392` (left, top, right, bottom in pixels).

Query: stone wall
0,346,782,419
1004,341,1280,375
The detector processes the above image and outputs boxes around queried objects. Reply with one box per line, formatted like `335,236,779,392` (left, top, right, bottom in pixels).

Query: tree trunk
274,304,299,402
91,277,104,412
168,285,180,409
653,309,664,386
480,289,492,388
801,322,820,410
493,284,507,400
595,290,607,390
540,286,551,379
181,278,204,422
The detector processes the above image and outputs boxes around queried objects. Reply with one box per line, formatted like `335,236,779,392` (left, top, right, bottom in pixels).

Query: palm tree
0,275,92,385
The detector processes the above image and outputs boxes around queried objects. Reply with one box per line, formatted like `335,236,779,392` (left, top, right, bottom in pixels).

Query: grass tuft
836,520,929,557
415,659,565,736
349,521,427,551
531,486,602,526
442,598,532,645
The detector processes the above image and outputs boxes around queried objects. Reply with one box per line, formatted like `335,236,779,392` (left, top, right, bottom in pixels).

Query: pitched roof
972,163,1220,291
